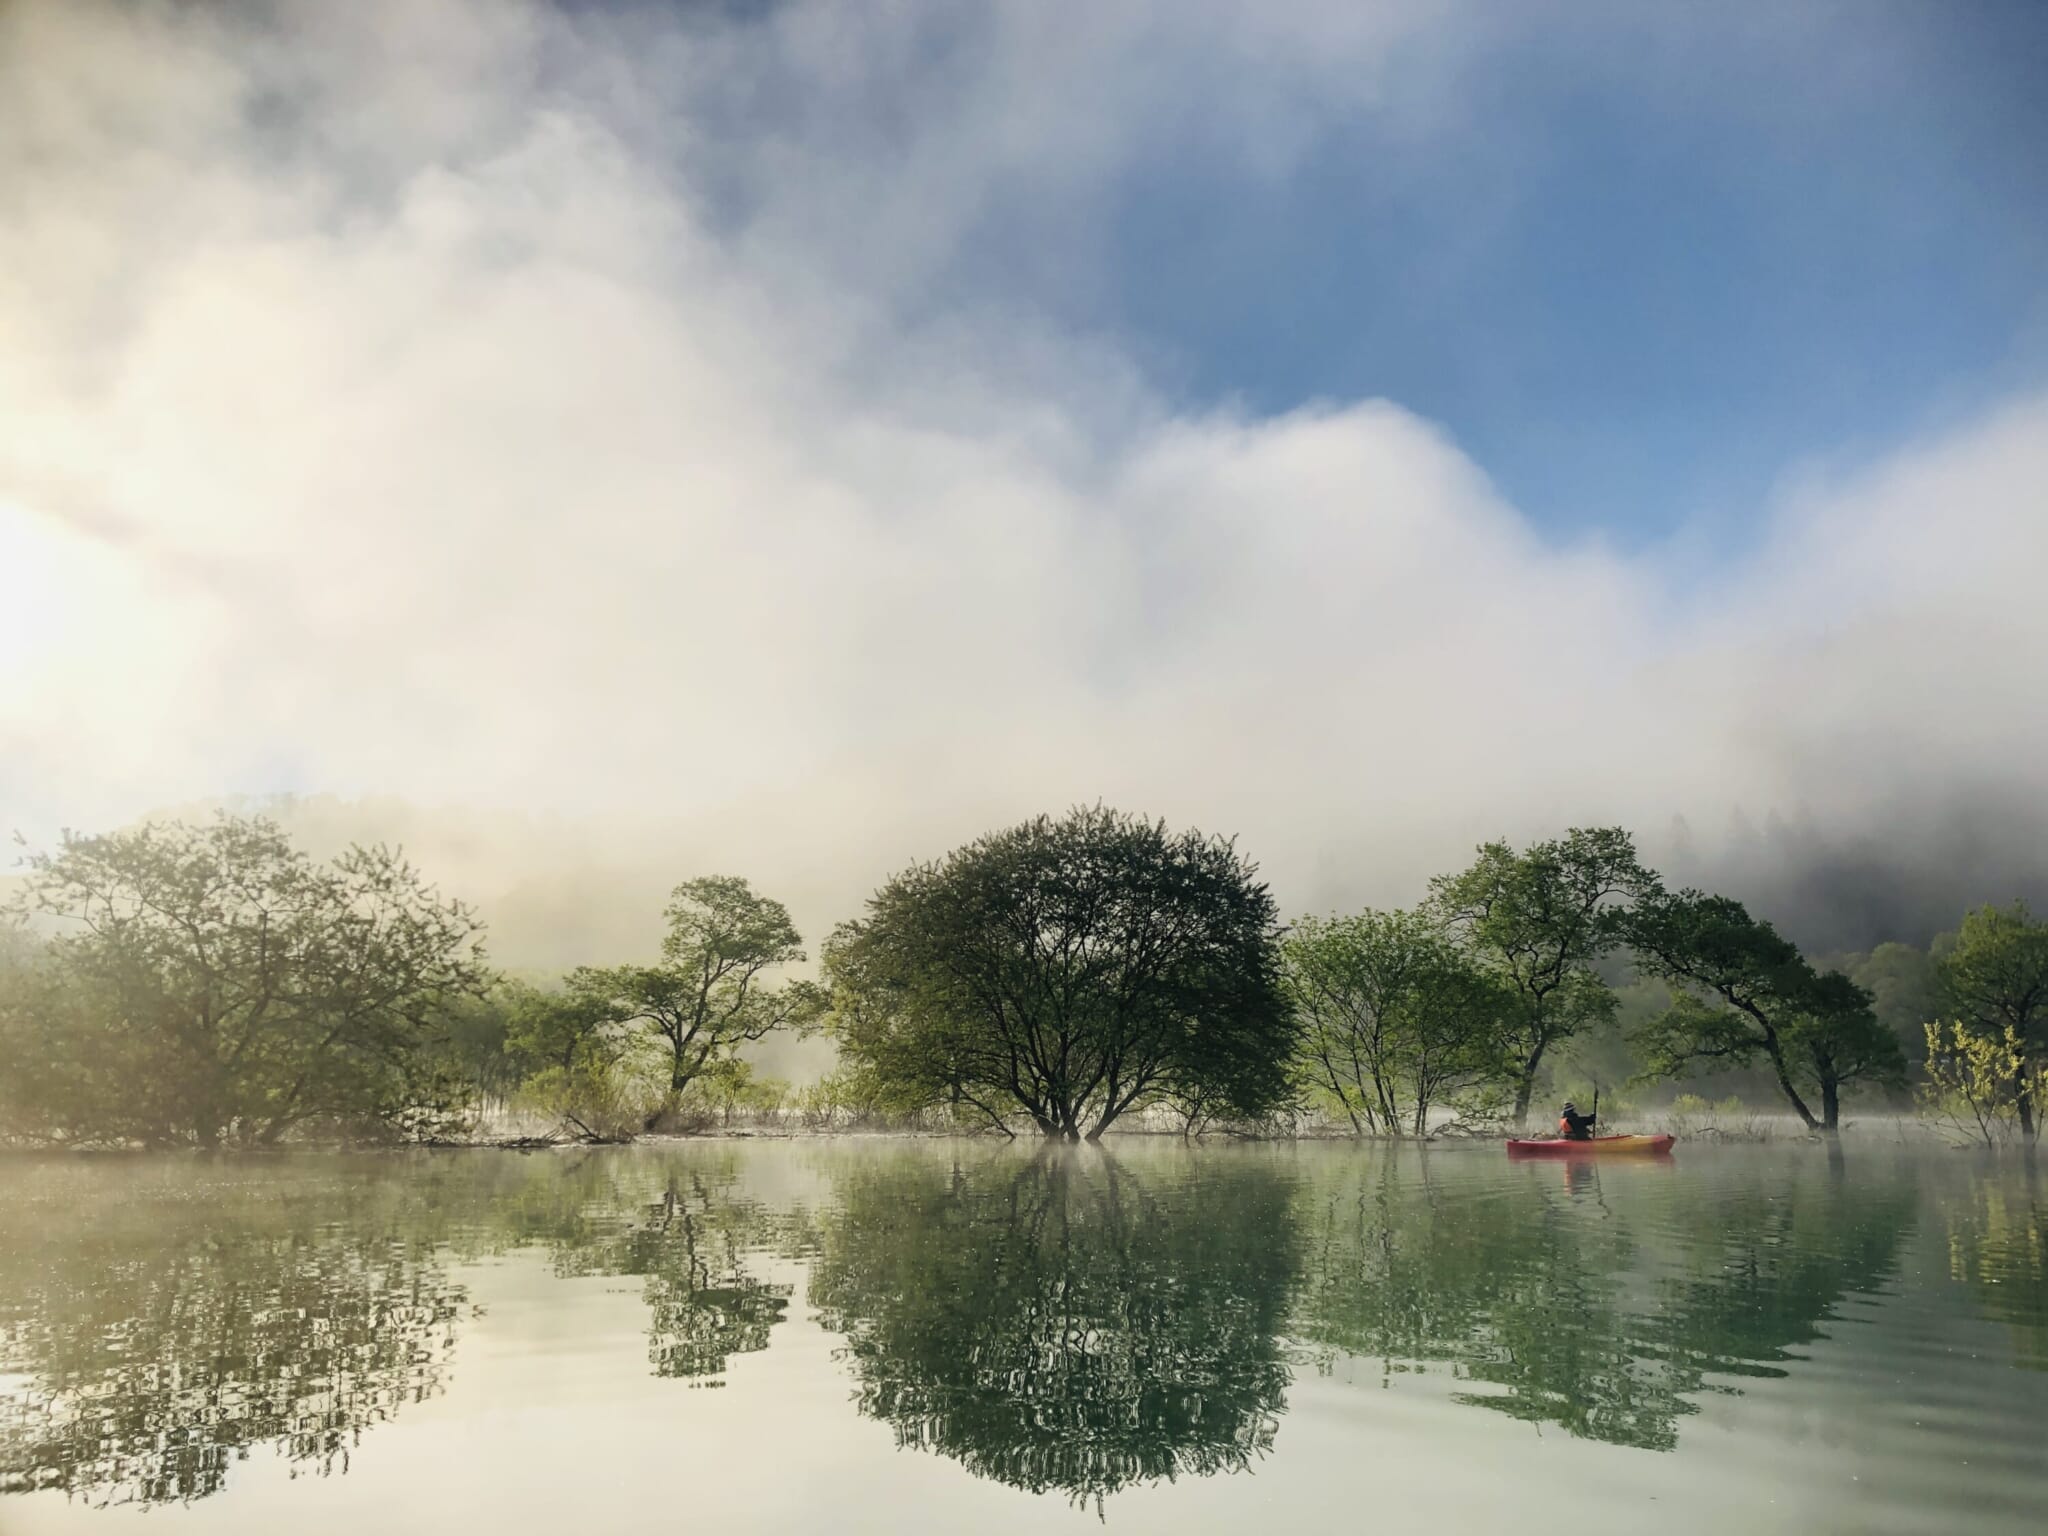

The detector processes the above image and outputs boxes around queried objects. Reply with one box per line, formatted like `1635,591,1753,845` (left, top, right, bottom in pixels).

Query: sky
2,0,2045,958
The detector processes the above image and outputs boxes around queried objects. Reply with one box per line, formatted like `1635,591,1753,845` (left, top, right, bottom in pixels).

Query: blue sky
881,3,2048,547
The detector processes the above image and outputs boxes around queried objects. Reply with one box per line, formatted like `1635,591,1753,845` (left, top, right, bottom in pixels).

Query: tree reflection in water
1932,1157,2047,1370
544,1164,793,1383
1292,1151,1917,1450
0,1152,799,1506
0,1166,466,1506
807,1146,1300,1505
0,1144,1955,1512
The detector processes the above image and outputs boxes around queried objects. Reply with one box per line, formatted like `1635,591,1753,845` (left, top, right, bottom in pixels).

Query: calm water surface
0,1141,2042,1533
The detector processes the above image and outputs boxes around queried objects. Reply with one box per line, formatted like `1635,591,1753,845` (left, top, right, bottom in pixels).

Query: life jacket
1559,1116,1572,1136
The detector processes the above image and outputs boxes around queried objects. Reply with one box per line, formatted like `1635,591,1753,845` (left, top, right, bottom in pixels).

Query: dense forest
1,807,2042,1149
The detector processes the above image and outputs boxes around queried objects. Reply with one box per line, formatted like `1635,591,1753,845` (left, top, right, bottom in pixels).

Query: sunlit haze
4,0,2045,959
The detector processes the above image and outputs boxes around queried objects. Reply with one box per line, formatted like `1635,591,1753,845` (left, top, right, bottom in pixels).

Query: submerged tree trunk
2017,1072,2038,1144
1820,1076,1841,1135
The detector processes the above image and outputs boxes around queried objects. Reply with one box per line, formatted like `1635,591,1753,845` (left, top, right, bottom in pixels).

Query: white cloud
1,0,2043,959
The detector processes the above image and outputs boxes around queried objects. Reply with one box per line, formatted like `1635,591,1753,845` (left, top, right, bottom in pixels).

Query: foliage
826,806,1296,1139
788,1063,937,1131
1921,1019,2048,1148
493,977,654,1139
0,930,97,1144
1626,888,1904,1132
570,876,825,1128
513,1057,660,1143
1840,941,1940,1072
500,978,628,1077
2,815,489,1147
1428,827,1650,1126
1935,901,2048,1143
425,983,525,1102
687,1058,789,1125
1791,968,1908,1128
1284,908,1514,1136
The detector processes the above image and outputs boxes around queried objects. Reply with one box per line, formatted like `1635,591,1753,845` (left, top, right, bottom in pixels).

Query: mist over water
1,1141,2042,1534
2,10,2041,1534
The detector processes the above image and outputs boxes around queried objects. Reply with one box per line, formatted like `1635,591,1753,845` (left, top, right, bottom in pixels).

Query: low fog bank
1654,796,2048,957
163,784,2048,975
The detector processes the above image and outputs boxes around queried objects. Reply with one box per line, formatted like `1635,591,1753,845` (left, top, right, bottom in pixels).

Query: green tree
571,876,823,1129
502,978,631,1076
1841,941,1939,1073
425,981,530,1103
498,978,650,1141
4,816,488,1147
1935,902,2048,1143
1790,970,1909,1131
1284,909,1512,1136
1922,1019,2046,1147
1428,827,1651,1127
0,928,101,1143
827,806,1295,1140
1626,889,1904,1132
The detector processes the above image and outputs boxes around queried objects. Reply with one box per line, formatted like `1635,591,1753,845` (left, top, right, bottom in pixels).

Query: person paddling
1558,1099,1598,1141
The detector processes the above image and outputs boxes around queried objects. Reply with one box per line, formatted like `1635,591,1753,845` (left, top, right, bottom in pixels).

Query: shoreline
0,1115,1979,1156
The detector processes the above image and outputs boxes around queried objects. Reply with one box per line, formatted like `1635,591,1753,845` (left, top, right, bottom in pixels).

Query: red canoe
1505,1134,1675,1157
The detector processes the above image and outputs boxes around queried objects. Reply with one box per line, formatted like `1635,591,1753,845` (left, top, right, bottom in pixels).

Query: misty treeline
1,807,2042,1149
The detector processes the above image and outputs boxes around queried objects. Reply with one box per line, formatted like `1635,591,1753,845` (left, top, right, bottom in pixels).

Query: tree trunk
1374,1074,1401,1138
1761,1040,1821,1132
1510,1060,1539,1129
2017,1072,2038,1144
1820,1076,1841,1134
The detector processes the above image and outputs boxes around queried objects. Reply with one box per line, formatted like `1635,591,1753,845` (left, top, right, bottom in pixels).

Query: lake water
1,1140,2043,1534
